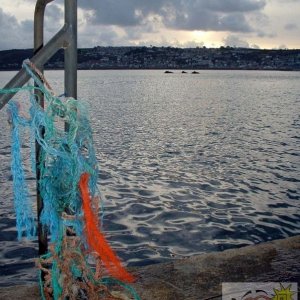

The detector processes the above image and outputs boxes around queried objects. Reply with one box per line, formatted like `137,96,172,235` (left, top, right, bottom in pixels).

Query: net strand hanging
1,60,140,300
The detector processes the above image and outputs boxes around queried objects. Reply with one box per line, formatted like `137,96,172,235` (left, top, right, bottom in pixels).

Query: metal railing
0,0,77,255
0,0,77,109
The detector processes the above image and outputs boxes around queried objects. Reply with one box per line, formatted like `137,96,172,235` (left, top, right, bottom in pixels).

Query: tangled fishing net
1,61,140,300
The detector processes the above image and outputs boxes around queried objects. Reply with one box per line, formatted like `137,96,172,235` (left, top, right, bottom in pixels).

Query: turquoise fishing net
1,61,140,300
6,62,99,242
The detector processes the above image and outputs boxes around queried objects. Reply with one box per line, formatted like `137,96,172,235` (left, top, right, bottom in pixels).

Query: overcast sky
0,0,299,50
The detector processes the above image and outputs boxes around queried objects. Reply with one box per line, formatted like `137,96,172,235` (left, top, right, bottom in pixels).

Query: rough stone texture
131,235,300,300
0,235,299,300
0,284,40,299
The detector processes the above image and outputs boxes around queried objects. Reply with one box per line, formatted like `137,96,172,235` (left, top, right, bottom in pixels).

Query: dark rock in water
164,70,173,74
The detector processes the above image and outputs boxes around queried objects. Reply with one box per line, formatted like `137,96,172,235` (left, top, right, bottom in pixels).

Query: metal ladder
0,0,77,256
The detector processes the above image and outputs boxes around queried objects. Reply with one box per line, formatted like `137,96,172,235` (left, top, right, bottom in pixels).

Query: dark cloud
164,8,252,32
78,0,265,33
2,0,296,49
78,0,149,26
204,0,266,12
218,13,253,32
167,0,264,32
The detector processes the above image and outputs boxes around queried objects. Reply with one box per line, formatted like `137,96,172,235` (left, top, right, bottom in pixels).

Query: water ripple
0,70,300,285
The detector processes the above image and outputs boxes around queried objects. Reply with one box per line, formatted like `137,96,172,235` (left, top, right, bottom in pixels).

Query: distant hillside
0,46,300,71
0,49,34,70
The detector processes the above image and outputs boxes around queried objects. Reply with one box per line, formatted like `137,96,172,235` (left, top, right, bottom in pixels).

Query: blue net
1,61,140,300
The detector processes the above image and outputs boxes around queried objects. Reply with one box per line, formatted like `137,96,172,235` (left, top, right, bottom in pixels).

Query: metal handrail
34,0,55,257
35,0,54,54
64,0,77,100
0,0,77,110
0,0,77,257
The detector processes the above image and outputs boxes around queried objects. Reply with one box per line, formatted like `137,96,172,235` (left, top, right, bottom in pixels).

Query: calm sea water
0,70,299,286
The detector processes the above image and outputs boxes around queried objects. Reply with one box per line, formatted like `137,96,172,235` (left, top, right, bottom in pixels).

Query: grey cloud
246,11,269,27
223,34,250,47
20,20,33,32
257,31,276,38
204,0,266,12
0,2,65,50
164,9,253,32
123,19,161,42
124,27,144,41
78,25,129,47
78,0,148,26
284,23,298,31
162,6,218,31
218,13,252,32
0,0,275,49
275,0,300,2
44,3,64,36
0,8,32,50
78,0,265,33
45,3,64,22
93,29,120,46
167,0,264,32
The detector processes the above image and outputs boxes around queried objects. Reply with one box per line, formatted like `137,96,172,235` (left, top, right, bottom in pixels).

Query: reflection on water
0,70,299,286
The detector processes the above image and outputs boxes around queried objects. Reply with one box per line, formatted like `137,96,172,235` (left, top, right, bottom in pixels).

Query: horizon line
1,45,300,52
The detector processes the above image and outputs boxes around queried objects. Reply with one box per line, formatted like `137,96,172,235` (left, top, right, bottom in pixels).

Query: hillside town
1,46,300,71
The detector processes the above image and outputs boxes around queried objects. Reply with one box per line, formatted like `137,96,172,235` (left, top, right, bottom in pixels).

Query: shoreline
1,235,299,299
1,68,300,72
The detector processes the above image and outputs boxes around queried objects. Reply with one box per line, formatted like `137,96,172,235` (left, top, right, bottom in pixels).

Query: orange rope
79,172,135,283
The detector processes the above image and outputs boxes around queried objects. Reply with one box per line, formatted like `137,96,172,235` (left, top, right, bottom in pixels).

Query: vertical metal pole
64,0,77,102
34,0,52,256
2,0,77,259
33,0,77,255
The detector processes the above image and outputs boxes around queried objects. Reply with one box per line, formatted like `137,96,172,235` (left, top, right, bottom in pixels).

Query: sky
0,0,299,50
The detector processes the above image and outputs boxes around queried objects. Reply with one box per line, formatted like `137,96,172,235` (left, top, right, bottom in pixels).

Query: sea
0,69,299,286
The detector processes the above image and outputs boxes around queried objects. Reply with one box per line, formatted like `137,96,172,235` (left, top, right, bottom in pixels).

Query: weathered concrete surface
0,284,40,299
1,235,299,300
131,235,300,300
